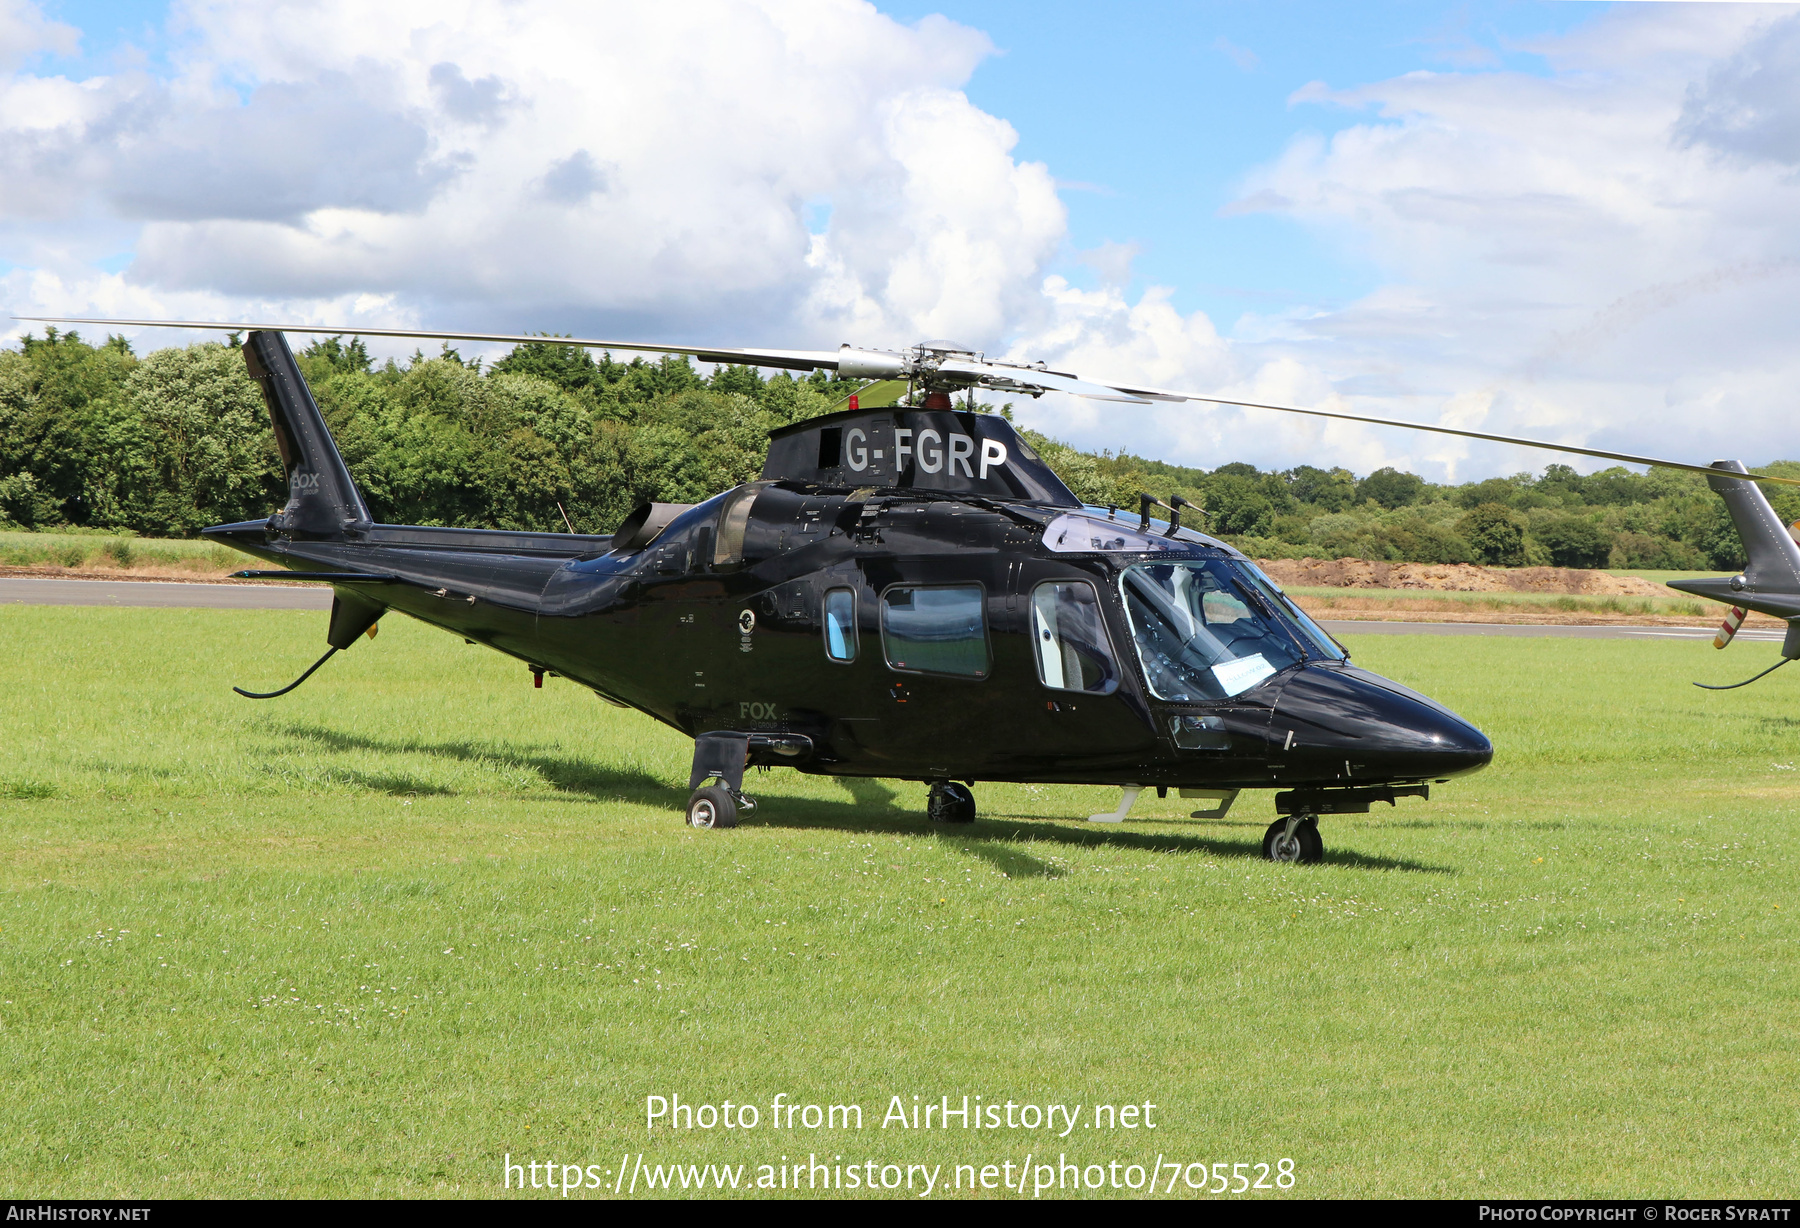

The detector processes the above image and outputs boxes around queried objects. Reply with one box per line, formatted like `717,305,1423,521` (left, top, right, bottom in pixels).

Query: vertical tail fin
243,330,371,537
1704,460,1800,590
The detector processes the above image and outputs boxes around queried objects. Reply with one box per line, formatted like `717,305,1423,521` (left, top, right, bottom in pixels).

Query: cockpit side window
1120,561,1305,701
1030,581,1119,694
1234,563,1347,661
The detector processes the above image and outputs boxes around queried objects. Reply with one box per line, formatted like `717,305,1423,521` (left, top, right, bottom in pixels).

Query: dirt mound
1257,557,1671,597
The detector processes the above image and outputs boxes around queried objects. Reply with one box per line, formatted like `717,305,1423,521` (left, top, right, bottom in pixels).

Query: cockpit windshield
1120,560,1342,702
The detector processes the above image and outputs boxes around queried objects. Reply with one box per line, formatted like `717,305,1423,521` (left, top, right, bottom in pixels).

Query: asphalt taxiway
3,576,1775,642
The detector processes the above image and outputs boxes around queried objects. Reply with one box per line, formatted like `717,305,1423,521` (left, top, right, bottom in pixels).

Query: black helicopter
24,317,1800,862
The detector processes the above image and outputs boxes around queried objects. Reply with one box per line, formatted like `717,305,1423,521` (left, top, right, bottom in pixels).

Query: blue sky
898,1,1606,329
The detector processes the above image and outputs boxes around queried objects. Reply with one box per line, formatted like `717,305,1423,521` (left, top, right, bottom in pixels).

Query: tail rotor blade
1714,606,1748,650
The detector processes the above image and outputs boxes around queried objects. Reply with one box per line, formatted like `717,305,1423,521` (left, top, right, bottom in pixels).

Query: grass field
0,530,237,576
1286,584,1711,620
2,606,1796,1199
1602,570,1718,584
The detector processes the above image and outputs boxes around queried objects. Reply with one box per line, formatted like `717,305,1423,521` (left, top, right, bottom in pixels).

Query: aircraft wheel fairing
687,785,739,830
927,781,976,825
1263,816,1322,864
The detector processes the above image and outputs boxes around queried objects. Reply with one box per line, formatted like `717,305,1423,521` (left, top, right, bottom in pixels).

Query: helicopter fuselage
201,334,1491,832
207,486,1492,797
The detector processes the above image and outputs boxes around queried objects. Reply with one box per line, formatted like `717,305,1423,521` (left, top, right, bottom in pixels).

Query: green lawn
1,607,1795,1198
1287,584,1711,619
0,529,237,573
1603,569,1721,585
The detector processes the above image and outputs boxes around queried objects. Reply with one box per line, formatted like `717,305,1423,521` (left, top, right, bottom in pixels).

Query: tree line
1,327,1781,570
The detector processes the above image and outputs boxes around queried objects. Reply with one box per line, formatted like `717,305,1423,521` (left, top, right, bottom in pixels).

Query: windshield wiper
1230,576,1309,661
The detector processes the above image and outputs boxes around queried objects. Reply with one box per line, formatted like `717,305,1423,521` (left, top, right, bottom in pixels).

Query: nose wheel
687,784,755,829
1263,815,1322,863
927,781,976,824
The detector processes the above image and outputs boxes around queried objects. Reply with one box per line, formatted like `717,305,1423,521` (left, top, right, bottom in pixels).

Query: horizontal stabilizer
232,570,400,583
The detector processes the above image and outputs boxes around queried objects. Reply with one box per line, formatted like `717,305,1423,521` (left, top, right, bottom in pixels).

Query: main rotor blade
22,315,1792,484
11,316,845,373
937,359,1151,404
1109,383,1800,489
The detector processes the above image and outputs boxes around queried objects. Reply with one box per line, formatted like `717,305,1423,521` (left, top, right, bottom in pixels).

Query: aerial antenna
234,647,338,699
1166,494,1191,537
1693,657,1793,690
557,501,576,534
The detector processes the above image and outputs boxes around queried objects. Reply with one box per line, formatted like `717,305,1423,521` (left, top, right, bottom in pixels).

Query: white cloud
1187,2,1800,477
0,0,76,73
7,0,1800,481
3,0,1045,348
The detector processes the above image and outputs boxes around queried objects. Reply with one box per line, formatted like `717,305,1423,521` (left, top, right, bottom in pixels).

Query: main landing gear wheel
1263,815,1323,864
686,784,742,829
927,781,976,824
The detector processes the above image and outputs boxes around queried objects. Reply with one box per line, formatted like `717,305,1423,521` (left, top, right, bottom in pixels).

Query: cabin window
1030,581,1119,694
823,588,858,663
880,585,988,678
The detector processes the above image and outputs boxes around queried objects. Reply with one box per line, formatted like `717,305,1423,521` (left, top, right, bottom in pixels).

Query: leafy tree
91,343,282,535
1457,477,1520,509
7,326,1799,576
0,472,60,528
1285,465,1356,512
0,329,138,524
1578,466,1653,506
489,337,599,393
298,335,373,382
1535,515,1614,569
757,372,836,424
1459,503,1528,566
708,364,765,398
1018,431,1138,508
1205,473,1276,536
1693,499,1748,570
1357,466,1425,509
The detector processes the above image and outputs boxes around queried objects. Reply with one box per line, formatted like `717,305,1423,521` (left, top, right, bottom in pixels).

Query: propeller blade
11,317,846,374
1107,383,1800,489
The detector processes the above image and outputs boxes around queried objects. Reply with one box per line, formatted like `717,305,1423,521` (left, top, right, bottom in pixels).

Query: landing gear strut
927,780,976,824
1262,814,1322,863
685,731,756,830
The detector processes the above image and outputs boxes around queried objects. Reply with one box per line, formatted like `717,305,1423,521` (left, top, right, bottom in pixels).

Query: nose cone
1273,665,1492,780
